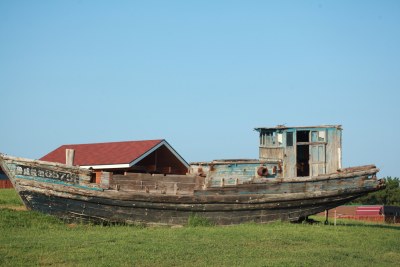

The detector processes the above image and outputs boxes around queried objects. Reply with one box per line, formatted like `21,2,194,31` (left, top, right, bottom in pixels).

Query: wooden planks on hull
18,189,366,225
15,174,381,209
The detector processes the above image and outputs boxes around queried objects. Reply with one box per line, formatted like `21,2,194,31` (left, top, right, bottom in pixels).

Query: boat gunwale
2,154,380,186
0,153,92,175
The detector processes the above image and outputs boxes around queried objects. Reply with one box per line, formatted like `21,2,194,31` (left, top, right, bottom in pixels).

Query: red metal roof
40,140,164,166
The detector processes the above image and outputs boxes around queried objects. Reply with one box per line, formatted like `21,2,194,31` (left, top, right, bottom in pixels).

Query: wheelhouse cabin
255,125,342,178
189,125,344,187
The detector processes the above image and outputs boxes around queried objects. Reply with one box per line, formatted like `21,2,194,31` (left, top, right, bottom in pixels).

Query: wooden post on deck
66,149,75,166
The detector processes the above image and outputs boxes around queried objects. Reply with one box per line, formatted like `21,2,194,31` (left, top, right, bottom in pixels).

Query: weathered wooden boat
0,125,385,225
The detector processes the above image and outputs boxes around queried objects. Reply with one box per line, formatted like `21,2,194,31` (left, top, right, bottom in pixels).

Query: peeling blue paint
15,175,103,191
207,162,281,187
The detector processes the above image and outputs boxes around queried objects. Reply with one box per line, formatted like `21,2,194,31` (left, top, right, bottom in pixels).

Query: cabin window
277,133,283,146
267,132,273,146
259,131,285,147
286,132,293,147
297,130,309,142
260,132,265,146
319,131,326,141
260,131,276,146
311,131,326,142
271,132,276,145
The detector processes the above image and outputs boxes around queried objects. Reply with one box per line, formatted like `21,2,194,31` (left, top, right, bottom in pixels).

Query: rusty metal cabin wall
188,163,210,176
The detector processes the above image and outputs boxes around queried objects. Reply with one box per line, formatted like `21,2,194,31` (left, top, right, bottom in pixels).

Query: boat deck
111,173,205,195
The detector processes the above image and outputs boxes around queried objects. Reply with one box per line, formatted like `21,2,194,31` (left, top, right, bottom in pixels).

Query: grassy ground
1,189,399,266
0,188,25,209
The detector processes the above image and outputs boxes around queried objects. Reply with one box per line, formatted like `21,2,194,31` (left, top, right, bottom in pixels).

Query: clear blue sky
1,1,399,177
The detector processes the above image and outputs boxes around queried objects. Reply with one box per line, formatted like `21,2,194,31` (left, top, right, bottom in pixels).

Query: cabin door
309,130,326,176
296,130,310,177
284,131,296,178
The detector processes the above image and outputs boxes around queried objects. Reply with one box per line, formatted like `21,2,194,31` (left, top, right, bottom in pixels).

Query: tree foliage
351,177,400,205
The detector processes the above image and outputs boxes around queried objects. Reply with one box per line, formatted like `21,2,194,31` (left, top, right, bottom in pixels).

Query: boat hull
0,154,385,225
16,187,371,225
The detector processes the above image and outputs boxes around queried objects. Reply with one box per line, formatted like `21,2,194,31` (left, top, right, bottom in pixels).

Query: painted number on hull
16,165,79,184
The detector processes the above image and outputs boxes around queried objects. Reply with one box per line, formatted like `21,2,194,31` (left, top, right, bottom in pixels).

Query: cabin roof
40,139,189,169
254,125,342,131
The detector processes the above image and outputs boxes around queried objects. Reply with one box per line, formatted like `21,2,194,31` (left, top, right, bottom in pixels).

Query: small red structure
356,206,382,216
40,139,189,183
354,206,384,222
0,166,13,188
320,205,400,224
1,139,189,188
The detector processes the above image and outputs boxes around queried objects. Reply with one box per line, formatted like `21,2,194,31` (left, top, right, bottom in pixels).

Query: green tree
351,177,400,205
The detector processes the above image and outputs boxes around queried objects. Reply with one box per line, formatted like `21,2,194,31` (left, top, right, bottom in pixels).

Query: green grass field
1,189,399,266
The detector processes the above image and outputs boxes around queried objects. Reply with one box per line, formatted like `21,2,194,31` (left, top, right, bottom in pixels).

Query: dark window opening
297,130,309,143
296,145,310,177
260,131,275,146
286,132,293,147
